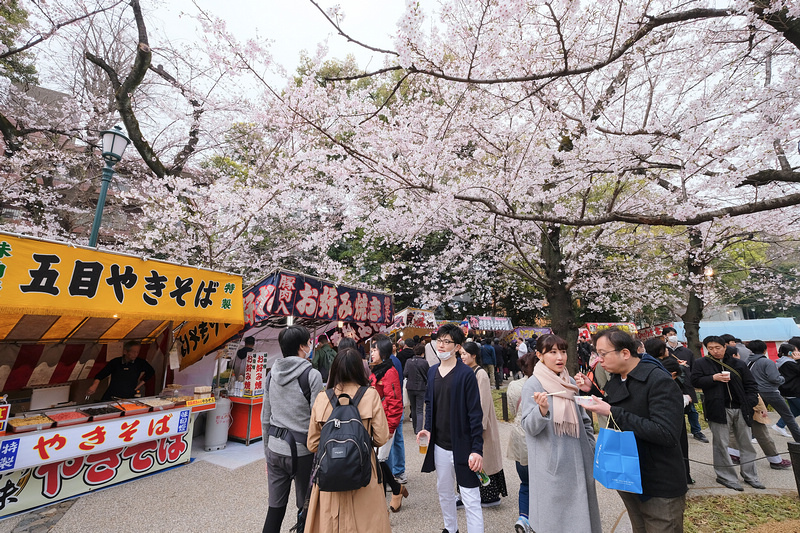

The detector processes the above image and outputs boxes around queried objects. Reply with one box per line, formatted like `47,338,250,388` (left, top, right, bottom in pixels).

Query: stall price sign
0,406,9,433
0,233,243,324
0,409,191,472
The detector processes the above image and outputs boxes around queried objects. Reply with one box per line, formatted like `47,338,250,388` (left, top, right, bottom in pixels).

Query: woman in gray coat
519,334,601,533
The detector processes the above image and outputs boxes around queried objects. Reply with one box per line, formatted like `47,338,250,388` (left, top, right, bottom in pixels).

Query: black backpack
315,387,376,492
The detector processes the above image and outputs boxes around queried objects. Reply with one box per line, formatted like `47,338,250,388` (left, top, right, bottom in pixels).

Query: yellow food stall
0,232,243,517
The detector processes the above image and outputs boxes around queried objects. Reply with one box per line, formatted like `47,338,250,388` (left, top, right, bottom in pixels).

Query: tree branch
307,0,399,56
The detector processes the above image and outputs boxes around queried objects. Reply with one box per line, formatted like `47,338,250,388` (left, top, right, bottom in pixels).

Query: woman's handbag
593,413,643,494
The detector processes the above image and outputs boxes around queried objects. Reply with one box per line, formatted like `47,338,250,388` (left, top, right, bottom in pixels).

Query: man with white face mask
417,323,485,533
663,326,708,444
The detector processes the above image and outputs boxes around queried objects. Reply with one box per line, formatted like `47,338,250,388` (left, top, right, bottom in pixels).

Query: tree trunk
681,228,705,358
541,224,579,372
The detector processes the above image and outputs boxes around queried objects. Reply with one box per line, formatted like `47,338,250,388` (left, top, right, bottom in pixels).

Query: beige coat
304,383,391,533
505,376,528,465
473,366,504,475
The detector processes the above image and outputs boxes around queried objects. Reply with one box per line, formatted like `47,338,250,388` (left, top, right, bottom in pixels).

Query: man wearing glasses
578,328,687,533
417,323,485,533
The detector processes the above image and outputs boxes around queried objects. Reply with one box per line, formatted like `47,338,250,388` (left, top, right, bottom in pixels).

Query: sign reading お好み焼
0,234,243,324
244,270,394,327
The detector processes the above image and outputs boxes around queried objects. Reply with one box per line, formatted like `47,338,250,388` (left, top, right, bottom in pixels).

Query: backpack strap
299,366,312,404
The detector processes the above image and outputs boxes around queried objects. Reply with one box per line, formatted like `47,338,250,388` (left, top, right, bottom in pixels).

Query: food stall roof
0,232,245,377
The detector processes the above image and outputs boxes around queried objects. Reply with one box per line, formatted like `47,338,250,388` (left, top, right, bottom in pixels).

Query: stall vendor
86,341,155,400
233,336,256,379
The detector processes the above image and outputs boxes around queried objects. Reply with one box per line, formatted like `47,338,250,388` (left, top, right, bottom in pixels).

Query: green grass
491,388,506,420
684,494,800,532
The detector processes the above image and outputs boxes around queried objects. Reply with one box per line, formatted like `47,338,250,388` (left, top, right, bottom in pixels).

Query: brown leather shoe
390,485,409,512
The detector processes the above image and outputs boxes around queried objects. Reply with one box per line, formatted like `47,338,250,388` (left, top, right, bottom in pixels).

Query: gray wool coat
520,375,602,533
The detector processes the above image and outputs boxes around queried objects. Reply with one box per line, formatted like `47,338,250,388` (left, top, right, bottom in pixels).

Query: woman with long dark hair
304,348,391,533
519,334,601,533
461,341,507,508
369,336,408,511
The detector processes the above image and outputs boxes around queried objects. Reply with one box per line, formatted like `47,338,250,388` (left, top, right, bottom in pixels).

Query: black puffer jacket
604,355,687,498
691,354,758,426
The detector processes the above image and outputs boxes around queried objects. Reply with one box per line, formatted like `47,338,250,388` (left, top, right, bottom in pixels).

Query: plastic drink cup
721,371,730,379
419,434,428,454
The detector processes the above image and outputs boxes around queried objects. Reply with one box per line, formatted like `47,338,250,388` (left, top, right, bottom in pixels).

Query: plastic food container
138,398,175,411
8,414,54,432
82,406,124,421
46,409,90,427
114,402,150,416
574,396,597,407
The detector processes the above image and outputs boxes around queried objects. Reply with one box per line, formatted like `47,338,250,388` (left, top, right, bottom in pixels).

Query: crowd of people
256,323,800,533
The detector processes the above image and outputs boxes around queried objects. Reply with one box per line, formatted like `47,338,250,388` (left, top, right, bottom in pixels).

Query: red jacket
370,366,403,434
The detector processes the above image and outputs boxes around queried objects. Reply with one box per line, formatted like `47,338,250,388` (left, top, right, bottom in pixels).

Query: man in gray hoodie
746,339,800,443
261,326,323,533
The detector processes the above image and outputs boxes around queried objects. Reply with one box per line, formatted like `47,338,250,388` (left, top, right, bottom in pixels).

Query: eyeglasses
436,338,455,346
596,349,619,359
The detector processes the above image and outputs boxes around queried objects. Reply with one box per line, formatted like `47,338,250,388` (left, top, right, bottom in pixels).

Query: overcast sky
160,0,407,75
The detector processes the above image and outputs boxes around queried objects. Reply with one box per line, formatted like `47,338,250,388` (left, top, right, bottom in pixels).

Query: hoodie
745,352,784,394
777,356,800,397
261,356,323,457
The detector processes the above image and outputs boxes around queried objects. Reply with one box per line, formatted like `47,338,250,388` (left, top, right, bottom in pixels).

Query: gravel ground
1,399,798,533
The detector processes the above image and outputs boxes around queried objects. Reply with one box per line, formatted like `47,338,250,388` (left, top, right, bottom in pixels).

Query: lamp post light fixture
88,125,131,247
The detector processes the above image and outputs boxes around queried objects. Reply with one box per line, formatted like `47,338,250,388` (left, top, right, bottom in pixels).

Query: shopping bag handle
605,411,621,431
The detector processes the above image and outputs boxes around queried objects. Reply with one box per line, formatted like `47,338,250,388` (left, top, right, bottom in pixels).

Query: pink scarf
533,362,581,438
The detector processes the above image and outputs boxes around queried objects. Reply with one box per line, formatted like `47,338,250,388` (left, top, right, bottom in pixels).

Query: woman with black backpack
304,348,392,533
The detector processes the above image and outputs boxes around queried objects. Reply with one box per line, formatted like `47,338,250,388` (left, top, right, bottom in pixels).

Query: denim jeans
388,415,406,476
516,461,529,518
687,403,702,435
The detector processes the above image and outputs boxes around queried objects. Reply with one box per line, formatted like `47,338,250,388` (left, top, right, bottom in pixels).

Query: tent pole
162,321,174,392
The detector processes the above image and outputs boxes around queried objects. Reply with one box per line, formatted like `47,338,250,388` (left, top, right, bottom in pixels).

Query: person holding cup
691,335,763,491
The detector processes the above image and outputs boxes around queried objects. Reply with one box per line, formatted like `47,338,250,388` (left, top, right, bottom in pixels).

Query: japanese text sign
174,320,243,370
244,270,394,327
0,408,191,472
0,234,243,324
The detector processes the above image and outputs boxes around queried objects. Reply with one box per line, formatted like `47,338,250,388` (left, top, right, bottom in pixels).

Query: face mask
667,336,678,343
437,349,454,360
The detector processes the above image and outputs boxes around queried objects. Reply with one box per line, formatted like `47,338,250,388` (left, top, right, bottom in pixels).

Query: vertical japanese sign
0,234,243,324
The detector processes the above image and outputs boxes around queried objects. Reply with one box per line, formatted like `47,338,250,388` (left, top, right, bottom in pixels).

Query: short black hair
328,348,369,389
594,328,639,357
437,323,465,345
338,337,357,351
703,335,726,348
789,337,800,350
720,334,736,344
462,341,482,365
661,356,680,374
244,336,255,346
748,339,767,354
662,327,677,336
123,340,141,352
278,326,310,357
644,338,667,359
779,343,796,357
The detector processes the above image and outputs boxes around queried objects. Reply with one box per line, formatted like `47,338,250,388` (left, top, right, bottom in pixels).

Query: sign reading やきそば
0,234,243,324
0,408,191,473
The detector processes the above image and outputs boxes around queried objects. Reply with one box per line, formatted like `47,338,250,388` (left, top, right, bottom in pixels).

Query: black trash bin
789,441,800,497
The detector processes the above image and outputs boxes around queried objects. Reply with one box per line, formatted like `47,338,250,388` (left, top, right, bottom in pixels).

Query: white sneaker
772,424,791,438
515,516,532,533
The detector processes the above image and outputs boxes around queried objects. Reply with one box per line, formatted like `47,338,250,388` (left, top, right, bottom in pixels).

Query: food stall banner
389,308,438,334
0,233,243,324
581,322,638,337
0,430,192,518
504,327,553,343
0,408,191,473
174,321,244,371
244,269,394,328
466,316,514,332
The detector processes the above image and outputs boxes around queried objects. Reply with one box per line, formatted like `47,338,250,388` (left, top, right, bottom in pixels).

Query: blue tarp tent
671,317,800,343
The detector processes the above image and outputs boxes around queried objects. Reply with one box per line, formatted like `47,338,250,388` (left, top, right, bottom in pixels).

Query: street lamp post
88,125,130,247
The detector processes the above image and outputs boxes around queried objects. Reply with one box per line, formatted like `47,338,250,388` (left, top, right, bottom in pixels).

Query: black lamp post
88,126,130,247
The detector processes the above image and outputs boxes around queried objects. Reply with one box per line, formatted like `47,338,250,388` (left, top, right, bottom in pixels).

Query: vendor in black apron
87,341,155,400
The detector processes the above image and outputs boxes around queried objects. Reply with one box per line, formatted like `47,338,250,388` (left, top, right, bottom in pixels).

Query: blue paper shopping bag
593,417,642,494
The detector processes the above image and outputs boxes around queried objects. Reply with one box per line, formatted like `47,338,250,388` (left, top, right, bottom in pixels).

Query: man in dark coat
417,323,484,533
580,328,687,533
691,335,763,491
663,326,708,443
